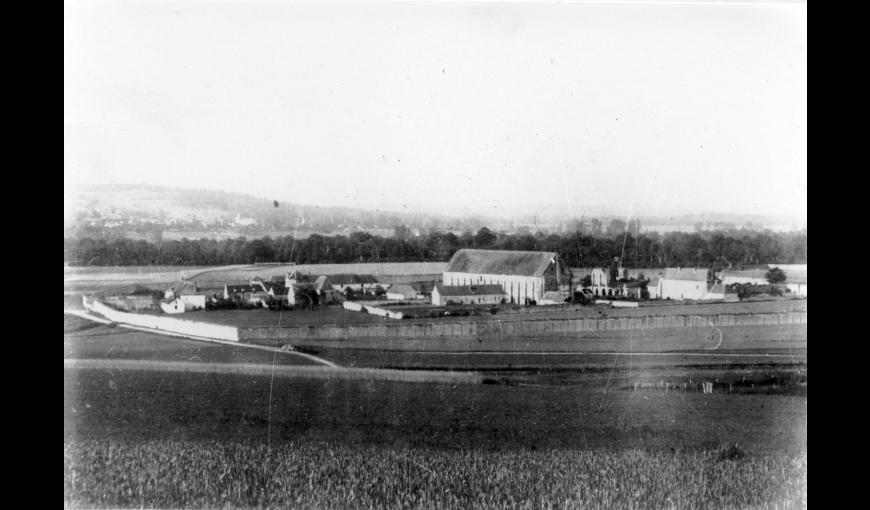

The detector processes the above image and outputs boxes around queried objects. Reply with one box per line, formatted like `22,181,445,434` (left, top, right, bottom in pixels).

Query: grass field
64,366,807,508
64,439,806,509
63,265,221,293
64,368,806,452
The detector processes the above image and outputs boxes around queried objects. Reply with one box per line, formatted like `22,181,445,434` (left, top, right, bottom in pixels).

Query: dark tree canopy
765,267,787,284
64,227,807,269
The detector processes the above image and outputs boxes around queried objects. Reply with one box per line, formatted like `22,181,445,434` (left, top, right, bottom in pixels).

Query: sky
64,0,807,222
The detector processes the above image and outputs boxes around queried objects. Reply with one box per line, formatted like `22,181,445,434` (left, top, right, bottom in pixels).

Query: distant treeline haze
64,228,807,268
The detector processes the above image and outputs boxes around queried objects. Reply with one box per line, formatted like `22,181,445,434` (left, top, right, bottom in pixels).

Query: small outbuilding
431,284,508,306
386,283,422,300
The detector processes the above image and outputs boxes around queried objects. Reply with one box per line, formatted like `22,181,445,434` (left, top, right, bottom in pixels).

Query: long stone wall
239,311,806,343
85,299,240,342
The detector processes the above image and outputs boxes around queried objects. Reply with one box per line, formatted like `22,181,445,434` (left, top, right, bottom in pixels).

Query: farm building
259,280,288,298
164,280,199,300
784,273,807,296
160,294,206,314
327,274,381,293
315,275,343,304
443,249,572,305
282,272,342,306
223,284,259,301
431,284,508,306
658,268,710,300
720,269,769,286
572,267,656,298
386,283,423,300
647,276,662,299
572,268,609,290
98,284,161,311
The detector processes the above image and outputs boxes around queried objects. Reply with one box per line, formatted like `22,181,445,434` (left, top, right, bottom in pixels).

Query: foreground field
64,366,807,508
64,368,806,452
64,439,806,509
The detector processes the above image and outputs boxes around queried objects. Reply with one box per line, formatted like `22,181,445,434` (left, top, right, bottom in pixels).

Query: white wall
180,295,206,310
86,299,239,341
787,283,807,296
659,279,708,300
443,271,542,304
432,288,505,306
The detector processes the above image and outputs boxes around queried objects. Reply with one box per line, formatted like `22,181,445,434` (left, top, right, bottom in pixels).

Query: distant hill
64,183,806,240
64,183,465,240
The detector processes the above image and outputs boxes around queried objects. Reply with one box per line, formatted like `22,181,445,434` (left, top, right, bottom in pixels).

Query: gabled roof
445,249,558,277
648,276,661,286
314,275,332,292
662,268,709,282
387,283,418,296
411,282,435,294
168,280,198,295
287,271,315,283
261,281,288,295
707,283,726,294
434,284,507,296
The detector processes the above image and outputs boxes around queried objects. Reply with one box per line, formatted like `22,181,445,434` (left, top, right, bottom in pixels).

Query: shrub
717,443,747,461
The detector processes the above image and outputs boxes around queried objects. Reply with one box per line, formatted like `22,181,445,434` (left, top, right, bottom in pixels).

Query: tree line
63,227,807,268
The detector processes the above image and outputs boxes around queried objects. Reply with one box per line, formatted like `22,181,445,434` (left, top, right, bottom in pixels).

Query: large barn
442,249,572,305
654,268,710,300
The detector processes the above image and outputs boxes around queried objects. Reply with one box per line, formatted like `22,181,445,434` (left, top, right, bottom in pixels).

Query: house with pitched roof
386,283,422,301
431,284,508,306
327,274,381,294
443,249,572,305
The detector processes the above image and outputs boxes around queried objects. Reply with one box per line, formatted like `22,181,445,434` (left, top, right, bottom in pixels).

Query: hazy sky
64,0,807,221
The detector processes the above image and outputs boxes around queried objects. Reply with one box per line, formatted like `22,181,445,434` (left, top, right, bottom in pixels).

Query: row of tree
63,228,807,268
